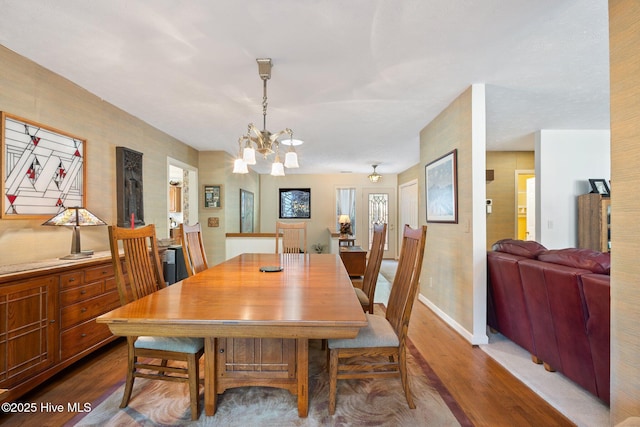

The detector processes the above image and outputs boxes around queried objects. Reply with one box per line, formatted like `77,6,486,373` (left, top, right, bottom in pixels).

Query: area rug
71,311,472,426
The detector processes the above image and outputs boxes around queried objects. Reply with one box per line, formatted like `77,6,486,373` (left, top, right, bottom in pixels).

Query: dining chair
275,221,307,253
179,222,209,276
108,224,205,420
353,223,387,314
327,224,427,415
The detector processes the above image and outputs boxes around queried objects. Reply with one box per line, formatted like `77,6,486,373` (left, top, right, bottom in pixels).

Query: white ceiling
0,0,610,175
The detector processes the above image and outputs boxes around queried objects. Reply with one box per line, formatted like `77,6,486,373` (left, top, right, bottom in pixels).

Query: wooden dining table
96,253,367,417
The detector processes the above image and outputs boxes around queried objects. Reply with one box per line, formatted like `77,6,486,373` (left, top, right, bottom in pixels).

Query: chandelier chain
262,79,268,130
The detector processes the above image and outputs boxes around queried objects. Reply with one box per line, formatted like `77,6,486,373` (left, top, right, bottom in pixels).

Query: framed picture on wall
240,189,254,233
204,184,222,208
1,112,86,219
279,188,311,219
425,149,458,223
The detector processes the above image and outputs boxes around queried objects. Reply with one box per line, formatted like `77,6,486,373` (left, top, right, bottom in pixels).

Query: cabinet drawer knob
219,349,225,354
68,278,75,282
81,333,87,338
80,308,87,313
80,289,87,295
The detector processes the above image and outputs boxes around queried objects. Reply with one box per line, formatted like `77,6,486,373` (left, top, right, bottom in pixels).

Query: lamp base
60,251,93,260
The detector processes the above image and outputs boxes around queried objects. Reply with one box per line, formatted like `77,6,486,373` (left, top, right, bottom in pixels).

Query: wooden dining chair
352,223,387,314
327,224,427,415
108,224,205,420
275,221,307,253
179,222,209,276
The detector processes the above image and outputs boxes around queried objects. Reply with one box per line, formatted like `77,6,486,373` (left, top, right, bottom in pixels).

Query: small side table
339,245,367,277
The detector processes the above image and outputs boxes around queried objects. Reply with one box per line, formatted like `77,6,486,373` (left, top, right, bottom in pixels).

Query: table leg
297,338,309,417
204,337,217,416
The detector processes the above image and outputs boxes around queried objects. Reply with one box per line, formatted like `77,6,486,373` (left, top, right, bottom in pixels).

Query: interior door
398,179,419,259
363,187,396,259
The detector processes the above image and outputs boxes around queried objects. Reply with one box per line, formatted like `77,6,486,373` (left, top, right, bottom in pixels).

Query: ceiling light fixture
368,164,382,183
233,58,302,176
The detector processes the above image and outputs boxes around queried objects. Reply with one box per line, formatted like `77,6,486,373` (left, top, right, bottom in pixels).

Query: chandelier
233,58,302,176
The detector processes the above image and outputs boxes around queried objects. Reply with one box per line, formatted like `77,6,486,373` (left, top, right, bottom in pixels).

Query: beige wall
398,163,421,185
485,151,535,248
259,173,398,255
0,45,199,264
418,86,475,332
609,0,640,422
196,151,261,266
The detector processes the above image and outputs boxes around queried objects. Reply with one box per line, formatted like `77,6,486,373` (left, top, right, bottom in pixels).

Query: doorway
398,179,419,259
363,187,396,259
167,157,198,236
515,170,535,240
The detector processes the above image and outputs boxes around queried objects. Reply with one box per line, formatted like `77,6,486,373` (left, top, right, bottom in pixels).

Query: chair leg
398,346,415,409
328,349,339,415
187,354,200,420
120,347,136,408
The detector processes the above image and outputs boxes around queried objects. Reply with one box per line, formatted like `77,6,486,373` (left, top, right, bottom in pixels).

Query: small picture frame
588,179,610,196
204,185,222,208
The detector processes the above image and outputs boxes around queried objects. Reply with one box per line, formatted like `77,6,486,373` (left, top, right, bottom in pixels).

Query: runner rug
72,313,472,426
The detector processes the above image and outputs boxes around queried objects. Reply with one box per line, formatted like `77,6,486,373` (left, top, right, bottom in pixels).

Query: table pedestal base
204,337,309,417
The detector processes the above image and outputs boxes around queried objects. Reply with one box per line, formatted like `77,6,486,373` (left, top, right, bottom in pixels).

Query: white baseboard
417,293,488,345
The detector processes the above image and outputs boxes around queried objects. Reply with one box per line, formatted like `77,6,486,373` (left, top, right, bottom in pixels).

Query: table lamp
42,206,107,260
338,214,352,238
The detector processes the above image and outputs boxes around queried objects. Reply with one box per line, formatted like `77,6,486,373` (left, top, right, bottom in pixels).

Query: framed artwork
279,188,311,219
116,147,144,228
589,179,610,196
204,184,222,208
1,112,86,219
425,149,458,223
240,189,254,233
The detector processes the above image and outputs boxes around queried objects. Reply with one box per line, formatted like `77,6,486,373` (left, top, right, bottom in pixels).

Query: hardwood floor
0,302,573,426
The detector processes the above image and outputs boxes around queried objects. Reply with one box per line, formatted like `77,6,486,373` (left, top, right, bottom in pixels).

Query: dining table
96,252,367,418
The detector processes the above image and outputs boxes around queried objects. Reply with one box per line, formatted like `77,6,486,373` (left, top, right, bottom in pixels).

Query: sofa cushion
491,239,547,259
537,248,610,275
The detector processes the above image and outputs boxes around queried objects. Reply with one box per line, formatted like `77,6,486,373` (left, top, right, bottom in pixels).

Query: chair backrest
275,221,307,254
361,223,387,303
108,224,166,305
385,224,427,342
179,223,209,276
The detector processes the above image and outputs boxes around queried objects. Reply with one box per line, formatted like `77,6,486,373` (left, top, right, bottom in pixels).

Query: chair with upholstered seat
353,223,387,314
108,224,204,420
328,224,427,415
275,221,307,254
179,223,209,276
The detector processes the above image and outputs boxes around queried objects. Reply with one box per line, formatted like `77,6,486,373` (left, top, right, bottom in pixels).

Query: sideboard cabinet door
0,276,58,389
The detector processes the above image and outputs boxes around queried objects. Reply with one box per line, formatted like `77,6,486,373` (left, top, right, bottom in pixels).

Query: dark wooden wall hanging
116,147,145,228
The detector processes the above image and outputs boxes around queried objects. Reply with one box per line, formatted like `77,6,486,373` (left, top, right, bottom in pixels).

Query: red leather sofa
487,239,610,404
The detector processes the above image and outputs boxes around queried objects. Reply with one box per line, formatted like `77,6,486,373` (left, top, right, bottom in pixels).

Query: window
368,193,389,251
336,188,356,234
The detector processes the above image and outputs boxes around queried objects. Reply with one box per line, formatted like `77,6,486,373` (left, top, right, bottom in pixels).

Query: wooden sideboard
0,251,123,402
339,246,367,277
